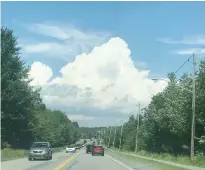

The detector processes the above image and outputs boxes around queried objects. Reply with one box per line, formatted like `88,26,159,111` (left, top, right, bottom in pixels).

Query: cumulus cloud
29,62,53,86
29,37,167,120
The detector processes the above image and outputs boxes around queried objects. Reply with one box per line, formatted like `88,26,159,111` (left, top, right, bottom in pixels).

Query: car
28,142,52,161
92,145,104,156
75,144,81,150
86,144,94,154
66,145,76,153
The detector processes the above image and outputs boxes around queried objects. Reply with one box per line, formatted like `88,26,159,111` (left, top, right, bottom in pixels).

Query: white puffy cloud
29,37,167,118
29,62,53,86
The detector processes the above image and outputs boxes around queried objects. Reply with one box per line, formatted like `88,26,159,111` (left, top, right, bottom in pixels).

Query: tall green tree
1,27,81,149
1,28,41,148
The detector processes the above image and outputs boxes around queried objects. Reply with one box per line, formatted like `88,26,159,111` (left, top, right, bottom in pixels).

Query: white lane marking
106,154,134,170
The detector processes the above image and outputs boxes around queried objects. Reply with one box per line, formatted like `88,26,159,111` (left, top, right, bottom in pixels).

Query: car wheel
50,154,52,160
28,157,32,161
102,153,104,156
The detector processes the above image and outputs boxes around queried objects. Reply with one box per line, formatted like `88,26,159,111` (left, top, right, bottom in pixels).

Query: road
1,147,188,170
1,149,132,170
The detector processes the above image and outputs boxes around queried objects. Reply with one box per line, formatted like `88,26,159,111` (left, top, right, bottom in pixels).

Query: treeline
1,27,80,149
104,62,205,156
80,127,105,139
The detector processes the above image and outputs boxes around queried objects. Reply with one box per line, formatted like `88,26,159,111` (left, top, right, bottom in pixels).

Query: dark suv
86,144,94,154
28,142,52,161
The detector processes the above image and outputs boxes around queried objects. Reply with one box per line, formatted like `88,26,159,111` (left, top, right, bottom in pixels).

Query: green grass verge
110,148,205,168
1,147,65,162
108,150,187,170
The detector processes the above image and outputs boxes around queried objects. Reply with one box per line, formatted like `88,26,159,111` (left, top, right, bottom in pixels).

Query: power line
193,45,205,55
184,67,193,75
175,45,205,75
175,56,192,75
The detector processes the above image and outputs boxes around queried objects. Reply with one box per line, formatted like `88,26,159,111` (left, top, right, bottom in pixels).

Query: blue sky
3,2,205,77
2,2,205,126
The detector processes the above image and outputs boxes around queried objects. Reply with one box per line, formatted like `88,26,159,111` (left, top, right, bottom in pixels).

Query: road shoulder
106,149,191,170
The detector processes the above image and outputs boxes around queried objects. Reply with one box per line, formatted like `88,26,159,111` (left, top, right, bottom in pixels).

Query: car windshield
31,143,48,148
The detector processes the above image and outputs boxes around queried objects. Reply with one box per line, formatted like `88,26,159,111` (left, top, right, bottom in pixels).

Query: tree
1,27,41,148
1,27,81,149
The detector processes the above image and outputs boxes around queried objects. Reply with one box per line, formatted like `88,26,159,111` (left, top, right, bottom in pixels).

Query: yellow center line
53,152,81,170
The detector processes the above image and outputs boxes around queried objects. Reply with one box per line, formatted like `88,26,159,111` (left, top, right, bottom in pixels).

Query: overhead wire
193,45,205,55
148,45,205,111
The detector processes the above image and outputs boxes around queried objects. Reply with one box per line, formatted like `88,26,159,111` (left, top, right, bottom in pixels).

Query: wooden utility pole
119,124,124,150
113,126,117,148
108,126,112,147
135,103,140,152
106,127,109,145
191,54,196,159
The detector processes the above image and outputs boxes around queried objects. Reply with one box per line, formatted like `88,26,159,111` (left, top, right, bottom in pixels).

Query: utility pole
113,126,117,148
191,54,196,159
135,103,140,152
119,123,124,150
107,127,109,146
108,126,112,147
104,128,106,145
99,130,100,144
105,128,108,145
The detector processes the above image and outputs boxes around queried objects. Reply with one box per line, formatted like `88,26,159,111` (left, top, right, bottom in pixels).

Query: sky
2,1,205,127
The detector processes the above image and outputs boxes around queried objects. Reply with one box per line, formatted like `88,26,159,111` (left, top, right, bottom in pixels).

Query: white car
66,145,76,153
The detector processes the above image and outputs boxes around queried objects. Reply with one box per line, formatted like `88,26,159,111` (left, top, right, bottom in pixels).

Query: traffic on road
1,139,138,170
1,139,149,170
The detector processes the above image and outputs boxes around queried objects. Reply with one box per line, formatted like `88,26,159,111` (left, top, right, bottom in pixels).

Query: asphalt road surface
1,147,188,170
1,149,134,170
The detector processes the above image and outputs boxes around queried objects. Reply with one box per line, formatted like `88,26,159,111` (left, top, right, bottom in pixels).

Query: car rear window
31,143,48,148
93,146,103,149
67,145,74,148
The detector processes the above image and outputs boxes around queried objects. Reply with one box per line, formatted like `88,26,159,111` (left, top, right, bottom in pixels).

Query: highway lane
1,150,77,170
1,147,185,170
59,150,134,170
1,148,136,170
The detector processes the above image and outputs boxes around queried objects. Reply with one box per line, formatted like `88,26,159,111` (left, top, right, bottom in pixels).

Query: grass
109,148,205,168
108,150,187,170
1,146,65,162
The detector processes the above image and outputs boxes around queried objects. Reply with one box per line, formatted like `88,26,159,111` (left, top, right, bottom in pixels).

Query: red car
92,145,104,156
